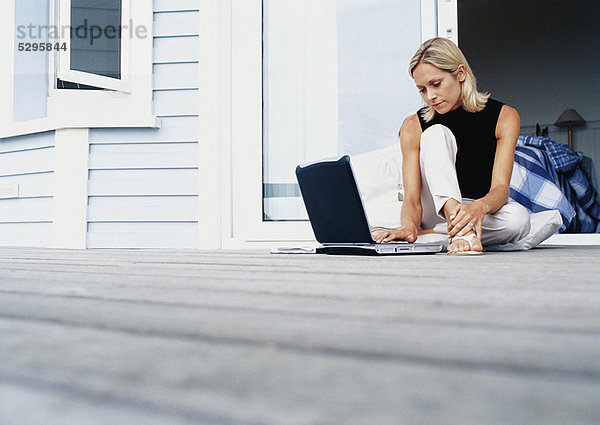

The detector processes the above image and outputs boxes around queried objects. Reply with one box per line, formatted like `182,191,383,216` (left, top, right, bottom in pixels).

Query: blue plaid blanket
510,145,574,231
509,136,600,233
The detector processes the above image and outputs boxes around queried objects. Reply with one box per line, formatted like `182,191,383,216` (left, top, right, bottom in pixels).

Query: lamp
555,109,586,150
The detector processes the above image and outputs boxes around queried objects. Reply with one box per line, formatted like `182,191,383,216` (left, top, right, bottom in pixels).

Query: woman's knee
503,202,531,241
420,125,457,160
420,124,453,146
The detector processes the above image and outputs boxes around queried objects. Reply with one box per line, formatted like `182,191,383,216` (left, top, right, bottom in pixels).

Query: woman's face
412,62,465,115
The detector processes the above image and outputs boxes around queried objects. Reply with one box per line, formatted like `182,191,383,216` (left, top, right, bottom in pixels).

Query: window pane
262,0,423,221
71,0,121,79
13,0,49,121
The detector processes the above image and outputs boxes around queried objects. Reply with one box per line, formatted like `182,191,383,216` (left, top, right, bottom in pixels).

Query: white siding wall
86,1,200,248
0,132,54,247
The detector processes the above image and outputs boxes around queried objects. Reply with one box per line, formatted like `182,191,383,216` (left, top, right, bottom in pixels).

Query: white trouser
419,124,530,246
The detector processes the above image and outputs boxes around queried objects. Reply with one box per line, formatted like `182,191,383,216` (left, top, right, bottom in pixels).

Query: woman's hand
447,200,487,239
372,226,418,243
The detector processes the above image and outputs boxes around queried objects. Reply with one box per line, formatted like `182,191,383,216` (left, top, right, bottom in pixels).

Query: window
57,0,132,91
0,0,156,139
70,0,122,79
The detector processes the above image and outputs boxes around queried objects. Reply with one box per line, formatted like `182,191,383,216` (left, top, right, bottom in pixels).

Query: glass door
228,0,457,245
262,0,447,222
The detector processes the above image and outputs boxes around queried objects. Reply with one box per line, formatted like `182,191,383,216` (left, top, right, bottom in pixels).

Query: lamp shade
555,109,586,127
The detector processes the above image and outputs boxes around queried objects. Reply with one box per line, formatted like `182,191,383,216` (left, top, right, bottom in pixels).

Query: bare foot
447,230,483,254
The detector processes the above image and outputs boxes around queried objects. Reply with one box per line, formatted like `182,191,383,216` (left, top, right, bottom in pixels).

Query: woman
373,37,530,254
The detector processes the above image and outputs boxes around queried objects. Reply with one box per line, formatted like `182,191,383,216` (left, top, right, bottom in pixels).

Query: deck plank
2,318,599,425
0,246,599,424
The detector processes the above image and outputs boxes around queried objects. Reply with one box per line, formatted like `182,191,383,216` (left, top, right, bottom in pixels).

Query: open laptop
295,155,443,255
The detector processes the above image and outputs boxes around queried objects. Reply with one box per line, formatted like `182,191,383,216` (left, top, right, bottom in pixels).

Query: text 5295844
17,42,67,52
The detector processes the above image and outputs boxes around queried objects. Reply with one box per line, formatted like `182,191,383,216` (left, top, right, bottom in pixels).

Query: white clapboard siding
88,180,198,197
0,223,53,247
154,0,198,13
88,143,198,169
86,5,200,249
88,169,199,196
0,132,54,247
153,63,199,90
90,116,198,143
89,168,198,182
153,90,199,117
0,135,54,154
0,147,53,176
0,173,53,198
0,197,53,222
153,36,199,64
88,195,198,221
86,222,198,249
154,11,199,37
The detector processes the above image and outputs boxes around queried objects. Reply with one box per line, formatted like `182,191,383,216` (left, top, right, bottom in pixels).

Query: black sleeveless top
417,99,504,199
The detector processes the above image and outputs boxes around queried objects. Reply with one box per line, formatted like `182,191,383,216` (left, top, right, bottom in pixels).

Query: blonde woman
373,38,530,254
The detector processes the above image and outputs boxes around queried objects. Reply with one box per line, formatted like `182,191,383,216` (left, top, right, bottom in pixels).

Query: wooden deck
1,246,599,424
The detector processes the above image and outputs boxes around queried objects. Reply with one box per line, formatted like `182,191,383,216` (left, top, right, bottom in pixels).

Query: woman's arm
447,105,520,238
373,114,423,243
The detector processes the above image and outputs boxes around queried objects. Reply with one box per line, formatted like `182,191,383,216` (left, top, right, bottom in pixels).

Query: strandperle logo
16,20,148,45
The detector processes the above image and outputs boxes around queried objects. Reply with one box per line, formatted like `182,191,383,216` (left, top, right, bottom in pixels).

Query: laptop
295,155,443,255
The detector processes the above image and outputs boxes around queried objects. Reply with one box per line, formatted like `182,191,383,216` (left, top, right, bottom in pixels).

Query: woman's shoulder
399,113,423,146
495,103,520,138
488,98,518,118
498,103,520,123
401,113,422,134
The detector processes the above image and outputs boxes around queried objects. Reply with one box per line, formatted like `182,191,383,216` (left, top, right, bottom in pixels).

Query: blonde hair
409,38,489,122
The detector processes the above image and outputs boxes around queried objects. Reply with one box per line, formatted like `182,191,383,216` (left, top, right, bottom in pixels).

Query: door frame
205,0,457,248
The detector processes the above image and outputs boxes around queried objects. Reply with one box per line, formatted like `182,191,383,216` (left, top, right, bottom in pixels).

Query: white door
227,0,458,247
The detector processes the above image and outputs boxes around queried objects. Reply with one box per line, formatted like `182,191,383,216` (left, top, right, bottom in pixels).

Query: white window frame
0,0,158,140
57,0,131,92
220,0,458,248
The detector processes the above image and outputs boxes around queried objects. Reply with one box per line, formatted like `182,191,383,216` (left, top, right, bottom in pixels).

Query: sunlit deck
1,246,599,424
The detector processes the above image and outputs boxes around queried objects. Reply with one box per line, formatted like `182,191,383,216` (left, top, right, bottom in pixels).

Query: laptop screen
296,156,375,244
